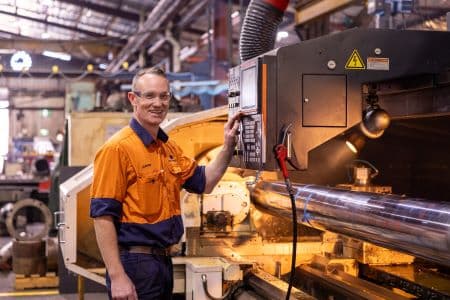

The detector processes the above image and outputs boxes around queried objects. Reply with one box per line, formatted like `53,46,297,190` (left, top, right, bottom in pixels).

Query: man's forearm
93,216,125,278
204,145,234,193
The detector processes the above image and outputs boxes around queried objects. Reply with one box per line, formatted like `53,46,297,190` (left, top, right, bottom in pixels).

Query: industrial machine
226,27,450,299
58,28,450,299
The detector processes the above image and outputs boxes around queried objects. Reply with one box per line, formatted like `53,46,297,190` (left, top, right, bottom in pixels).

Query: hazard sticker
345,49,365,70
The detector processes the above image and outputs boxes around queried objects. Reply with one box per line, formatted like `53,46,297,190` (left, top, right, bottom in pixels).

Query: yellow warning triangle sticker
345,49,365,70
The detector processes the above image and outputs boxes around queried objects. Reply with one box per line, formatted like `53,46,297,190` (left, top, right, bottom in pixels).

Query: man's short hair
131,67,168,92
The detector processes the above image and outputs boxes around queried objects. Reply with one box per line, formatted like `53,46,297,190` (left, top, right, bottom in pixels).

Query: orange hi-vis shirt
90,118,205,248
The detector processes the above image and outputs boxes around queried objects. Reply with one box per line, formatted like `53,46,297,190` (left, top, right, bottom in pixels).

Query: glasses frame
132,90,172,103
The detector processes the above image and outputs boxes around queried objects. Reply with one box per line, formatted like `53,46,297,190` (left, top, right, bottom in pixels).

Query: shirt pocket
167,160,183,184
137,170,162,215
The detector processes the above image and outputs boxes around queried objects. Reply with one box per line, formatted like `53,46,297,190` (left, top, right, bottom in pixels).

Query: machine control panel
241,115,263,165
228,58,267,169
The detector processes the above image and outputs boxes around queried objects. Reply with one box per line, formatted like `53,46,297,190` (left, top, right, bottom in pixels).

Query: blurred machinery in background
58,28,450,299
0,198,58,289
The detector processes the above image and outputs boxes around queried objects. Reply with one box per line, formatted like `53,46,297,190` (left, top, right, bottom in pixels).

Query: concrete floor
0,237,108,300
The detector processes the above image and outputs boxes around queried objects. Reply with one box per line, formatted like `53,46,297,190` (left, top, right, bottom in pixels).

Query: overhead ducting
239,0,289,62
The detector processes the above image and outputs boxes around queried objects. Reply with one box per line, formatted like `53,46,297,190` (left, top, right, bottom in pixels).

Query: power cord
274,125,298,300
201,274,244,300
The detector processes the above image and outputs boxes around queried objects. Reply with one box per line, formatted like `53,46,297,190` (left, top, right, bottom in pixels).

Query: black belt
120,245,171,256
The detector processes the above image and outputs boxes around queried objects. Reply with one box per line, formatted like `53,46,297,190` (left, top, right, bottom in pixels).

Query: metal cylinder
0,240,13,266
46,237,59,271
6,198,53,241
12,240,47,276
251,181,450,267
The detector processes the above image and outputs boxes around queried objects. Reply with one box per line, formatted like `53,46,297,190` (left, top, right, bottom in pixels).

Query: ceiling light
41,109,49,118
41,32,50,39
39,128,49,136
0,88,9,100
42,0,53,6
0,49,16,54
231,11,240,18
42,50,71,61
276,31,289,42
56,132,64,142
0,100,9,109
10,51,32,71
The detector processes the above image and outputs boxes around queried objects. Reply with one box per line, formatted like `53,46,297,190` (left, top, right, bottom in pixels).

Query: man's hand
204,112,242,193
111,272,138,300
224,112,242,150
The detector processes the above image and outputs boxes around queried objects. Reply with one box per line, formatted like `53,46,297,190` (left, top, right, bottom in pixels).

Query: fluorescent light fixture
180,46,197,60
276,31,289,42
41,109,49,118
0,49,16,54
56,132,64,142
42,50,72,61
231,11,240,18
0,100,8,109
39,128,49,136
201,29,214,40
0,88,9,100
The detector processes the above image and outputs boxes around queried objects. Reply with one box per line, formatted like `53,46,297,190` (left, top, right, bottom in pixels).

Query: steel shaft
252,181,450,266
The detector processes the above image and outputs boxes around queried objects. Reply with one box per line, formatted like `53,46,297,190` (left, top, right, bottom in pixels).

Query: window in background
0,100,9,173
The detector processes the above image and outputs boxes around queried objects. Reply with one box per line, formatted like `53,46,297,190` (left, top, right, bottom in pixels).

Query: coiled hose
239,0,289,62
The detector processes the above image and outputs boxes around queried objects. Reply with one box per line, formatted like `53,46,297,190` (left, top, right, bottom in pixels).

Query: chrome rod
252,181,450,267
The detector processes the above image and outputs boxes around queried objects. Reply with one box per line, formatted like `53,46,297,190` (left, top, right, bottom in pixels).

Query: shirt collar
130,118,168,147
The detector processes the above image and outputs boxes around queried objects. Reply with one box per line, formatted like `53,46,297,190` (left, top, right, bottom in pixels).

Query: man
90,67,241,299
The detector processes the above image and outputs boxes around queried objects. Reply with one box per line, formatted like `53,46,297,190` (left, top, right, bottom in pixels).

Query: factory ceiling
0,0,244,75
0,0,448,78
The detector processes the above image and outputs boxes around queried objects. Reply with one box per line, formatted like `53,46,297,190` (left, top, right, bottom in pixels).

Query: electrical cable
201,274,243,300
274,125,298,300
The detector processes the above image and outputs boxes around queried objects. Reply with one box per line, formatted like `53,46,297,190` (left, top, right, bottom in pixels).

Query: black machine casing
228,28,450,170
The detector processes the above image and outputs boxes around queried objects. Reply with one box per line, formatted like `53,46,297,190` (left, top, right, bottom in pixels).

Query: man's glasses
133,91,171,103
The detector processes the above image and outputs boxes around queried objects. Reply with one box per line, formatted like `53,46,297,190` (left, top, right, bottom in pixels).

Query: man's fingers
227,112,242,130
232,119,240,131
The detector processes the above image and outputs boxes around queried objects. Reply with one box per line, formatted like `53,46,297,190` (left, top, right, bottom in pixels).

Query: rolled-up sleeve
182,165,205,194
90,198,122,218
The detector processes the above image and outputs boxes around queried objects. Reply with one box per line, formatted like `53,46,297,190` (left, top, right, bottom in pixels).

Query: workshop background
0,0,449,299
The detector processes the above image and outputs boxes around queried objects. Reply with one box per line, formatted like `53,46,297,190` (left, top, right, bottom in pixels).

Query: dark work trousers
106,251,173,299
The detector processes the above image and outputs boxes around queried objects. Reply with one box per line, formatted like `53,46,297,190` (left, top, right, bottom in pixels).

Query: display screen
240,66,257,110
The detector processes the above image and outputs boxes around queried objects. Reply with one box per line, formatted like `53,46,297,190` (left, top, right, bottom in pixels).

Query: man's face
128,73,170,128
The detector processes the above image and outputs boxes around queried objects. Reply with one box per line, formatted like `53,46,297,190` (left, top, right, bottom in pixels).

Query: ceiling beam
0,29,28,39
175,0,209,29
106,0,186,73
0,10,107,38
295,0,356,25
0,39,121,59
184,27,205,36
57,0,139,21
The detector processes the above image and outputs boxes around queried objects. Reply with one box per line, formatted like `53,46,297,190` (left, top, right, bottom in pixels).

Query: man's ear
128,91,137,106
